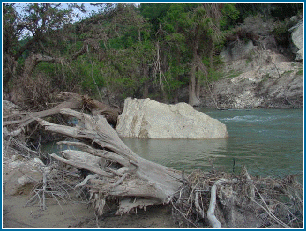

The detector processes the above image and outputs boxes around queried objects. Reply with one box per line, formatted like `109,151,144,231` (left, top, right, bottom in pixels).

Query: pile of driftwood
171,169,303,228
3,93,303,228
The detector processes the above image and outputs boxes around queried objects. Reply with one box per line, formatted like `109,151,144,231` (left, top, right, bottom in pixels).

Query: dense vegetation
3,3,303,108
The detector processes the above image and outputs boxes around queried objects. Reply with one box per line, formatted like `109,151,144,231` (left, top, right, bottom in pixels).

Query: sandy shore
3,194,178,228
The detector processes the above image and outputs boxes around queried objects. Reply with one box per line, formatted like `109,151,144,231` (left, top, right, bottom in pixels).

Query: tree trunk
143,79,149,99
22,54,64,80
196,68,201,101
209,45,214,71
37,108,183,215
189,64,201,107
189,37,201,107
142,64,149,99
174,88,179,104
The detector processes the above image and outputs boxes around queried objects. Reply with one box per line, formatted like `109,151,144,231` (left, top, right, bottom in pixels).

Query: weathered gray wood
37,108,183,214
50,153,113,177
3,93,120,128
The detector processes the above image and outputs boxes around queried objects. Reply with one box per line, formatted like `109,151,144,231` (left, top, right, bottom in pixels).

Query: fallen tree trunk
37,108,183,214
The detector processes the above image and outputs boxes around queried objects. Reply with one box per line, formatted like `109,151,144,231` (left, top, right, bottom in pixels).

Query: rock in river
116,98,228,139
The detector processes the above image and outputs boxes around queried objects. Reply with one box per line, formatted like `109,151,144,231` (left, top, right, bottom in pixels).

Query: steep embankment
201,18,303,109
201,49,303,109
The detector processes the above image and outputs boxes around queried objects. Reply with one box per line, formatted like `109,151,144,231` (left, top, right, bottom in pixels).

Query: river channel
122,108,303,181
42,109,303,182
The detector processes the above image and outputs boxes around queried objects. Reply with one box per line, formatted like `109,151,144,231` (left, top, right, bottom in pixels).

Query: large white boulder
116,98,228,139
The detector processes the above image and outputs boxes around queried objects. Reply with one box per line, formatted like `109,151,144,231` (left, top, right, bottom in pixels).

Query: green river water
122,109,304,181
42,109,303,182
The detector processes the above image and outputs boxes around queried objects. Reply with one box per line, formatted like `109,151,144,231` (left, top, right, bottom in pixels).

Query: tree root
32,108,183,216
25,164,71,210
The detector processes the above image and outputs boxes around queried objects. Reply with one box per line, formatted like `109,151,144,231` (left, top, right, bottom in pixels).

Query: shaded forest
3,3,303,108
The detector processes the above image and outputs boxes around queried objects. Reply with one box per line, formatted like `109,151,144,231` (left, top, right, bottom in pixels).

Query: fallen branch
75,174,99,189
207,179,228,228
50,153,113,177
3,92,121,130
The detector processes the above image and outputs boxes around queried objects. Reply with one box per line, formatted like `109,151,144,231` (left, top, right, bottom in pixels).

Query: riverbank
3,194,177,228
200,49,303,109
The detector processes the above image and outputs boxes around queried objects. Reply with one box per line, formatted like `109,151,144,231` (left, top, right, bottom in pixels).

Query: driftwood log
36,108,183,215
3,92,120,137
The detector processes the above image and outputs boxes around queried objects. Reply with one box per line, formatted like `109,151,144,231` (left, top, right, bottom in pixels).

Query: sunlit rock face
116,98,228,139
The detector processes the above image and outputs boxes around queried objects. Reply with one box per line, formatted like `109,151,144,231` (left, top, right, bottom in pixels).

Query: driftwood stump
37,108,183,214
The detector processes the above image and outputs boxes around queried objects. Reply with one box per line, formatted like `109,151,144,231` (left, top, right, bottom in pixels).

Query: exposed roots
170,168,303,228
25,162,90,210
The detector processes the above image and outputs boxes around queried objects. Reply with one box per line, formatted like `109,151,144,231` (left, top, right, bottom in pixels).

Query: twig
91,60,104,102
171,199,198,228
111,173,128,188
252,186,290,228
94,211,100,228
42,170,47,210
75,174,99,189
242,166,255,199
50,192,64,212
194,191,205,219
205,78,220,109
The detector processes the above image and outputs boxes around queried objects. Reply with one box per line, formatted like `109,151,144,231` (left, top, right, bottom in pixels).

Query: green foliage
262,73,271,82
164,64,187,92
207,70,223,81
108,37,126,49
272,21,291,46
273,23,288,35
4,3,303,105
271,3,303,20
220,4,240,30
235,3,303,22
36,62,57,76
139,3,171,34
78,60,105,91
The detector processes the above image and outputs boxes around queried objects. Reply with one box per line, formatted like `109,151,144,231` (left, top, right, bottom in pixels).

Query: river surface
42,109,303,181
122,109,303,181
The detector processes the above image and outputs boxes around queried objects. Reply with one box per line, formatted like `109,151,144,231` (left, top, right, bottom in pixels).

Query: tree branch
50,153,113,177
